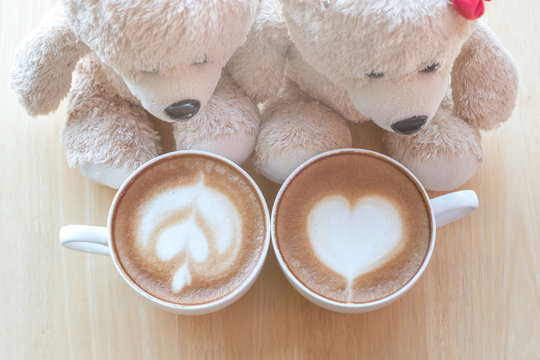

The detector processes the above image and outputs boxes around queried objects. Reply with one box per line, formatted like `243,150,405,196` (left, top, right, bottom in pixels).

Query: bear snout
164,99,201,121
391,115,427,135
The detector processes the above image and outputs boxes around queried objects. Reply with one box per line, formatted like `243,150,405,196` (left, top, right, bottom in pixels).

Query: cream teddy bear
11,0,283,189
253,0,519,191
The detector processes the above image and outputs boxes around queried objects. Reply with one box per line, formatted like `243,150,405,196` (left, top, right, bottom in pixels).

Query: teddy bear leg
384,108,483,191
63,67,162,189
254,81,352,183
172,74,260,165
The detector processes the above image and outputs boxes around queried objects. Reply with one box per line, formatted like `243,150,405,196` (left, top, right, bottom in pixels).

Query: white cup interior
271,148,436,313
107,150,271,315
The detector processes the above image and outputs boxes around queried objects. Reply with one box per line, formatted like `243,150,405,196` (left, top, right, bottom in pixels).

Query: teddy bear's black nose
164,100,201,121
391,116,427,135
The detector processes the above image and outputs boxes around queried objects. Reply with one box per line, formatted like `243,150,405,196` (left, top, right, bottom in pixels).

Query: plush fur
172,74,261,164
255,80,352,182
226,0,289,103
11,0,281,188
10,6,89,116
254,0,519,191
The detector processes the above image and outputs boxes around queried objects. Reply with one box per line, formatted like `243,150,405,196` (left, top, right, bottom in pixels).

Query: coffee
111,153,267,305
273,151,432,303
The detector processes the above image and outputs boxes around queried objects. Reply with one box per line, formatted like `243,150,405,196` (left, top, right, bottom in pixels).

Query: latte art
136,176,242,293
112,153,267,305
274,151,431,303
308,196,403,300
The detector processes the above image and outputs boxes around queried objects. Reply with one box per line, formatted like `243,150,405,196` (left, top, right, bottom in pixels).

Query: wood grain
1,1,539,359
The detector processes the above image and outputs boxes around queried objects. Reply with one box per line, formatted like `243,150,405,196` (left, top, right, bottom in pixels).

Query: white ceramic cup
271,148,479,313
60,150,270,315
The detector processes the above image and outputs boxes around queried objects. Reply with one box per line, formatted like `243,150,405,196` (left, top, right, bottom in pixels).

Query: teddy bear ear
10,6,89,116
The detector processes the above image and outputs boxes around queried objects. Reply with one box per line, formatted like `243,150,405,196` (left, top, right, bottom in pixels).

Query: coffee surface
112,154,267,305
274,152,431,303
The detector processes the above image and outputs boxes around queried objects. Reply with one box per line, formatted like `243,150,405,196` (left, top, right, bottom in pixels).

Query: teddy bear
251,0,519,191
10,0,286,189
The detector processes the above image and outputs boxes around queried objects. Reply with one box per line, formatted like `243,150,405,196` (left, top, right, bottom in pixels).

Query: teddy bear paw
255,148,323,184
186,132,257,165
385,110,484,191
397,153,481,191
76,161,140,189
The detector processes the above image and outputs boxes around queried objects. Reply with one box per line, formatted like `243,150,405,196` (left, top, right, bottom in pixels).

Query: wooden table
1,1,539,359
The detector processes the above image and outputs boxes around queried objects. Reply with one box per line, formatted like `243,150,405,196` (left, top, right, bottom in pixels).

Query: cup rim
271,148,436,311
107,150,271,313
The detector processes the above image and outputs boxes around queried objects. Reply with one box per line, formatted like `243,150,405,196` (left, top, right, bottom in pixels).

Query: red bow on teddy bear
452,0,491,20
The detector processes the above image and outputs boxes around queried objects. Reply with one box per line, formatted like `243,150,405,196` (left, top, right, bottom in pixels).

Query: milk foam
307,195,403,298
137,175,241,293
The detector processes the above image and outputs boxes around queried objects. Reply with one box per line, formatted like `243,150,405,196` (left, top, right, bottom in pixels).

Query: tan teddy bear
11,0,284,189
252,0,519,191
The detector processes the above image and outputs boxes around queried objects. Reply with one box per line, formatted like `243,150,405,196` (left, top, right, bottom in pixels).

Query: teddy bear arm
385,102,483,192
63,62,162,189
172,74,260,165
254,81,352,183
226,0,290,104
451,21,519,131
10,6,89,116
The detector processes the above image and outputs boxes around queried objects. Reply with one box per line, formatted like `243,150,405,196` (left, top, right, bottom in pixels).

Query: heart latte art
112,154,266,305
137,176,242,293
273,151,431,303
308,196,403,295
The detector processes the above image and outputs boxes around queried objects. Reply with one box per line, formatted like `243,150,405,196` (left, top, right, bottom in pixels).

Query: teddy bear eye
141,69,159,74
193,59,209,65
366,71,384,79
421,63,440,73
193,55,211,66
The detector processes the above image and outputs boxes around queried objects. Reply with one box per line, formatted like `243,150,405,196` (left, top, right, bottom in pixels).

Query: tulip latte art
112,154,266,305
274,151,431,303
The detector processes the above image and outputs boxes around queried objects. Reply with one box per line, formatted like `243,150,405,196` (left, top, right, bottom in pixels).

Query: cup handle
430,190,479,228
59,225,110,256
